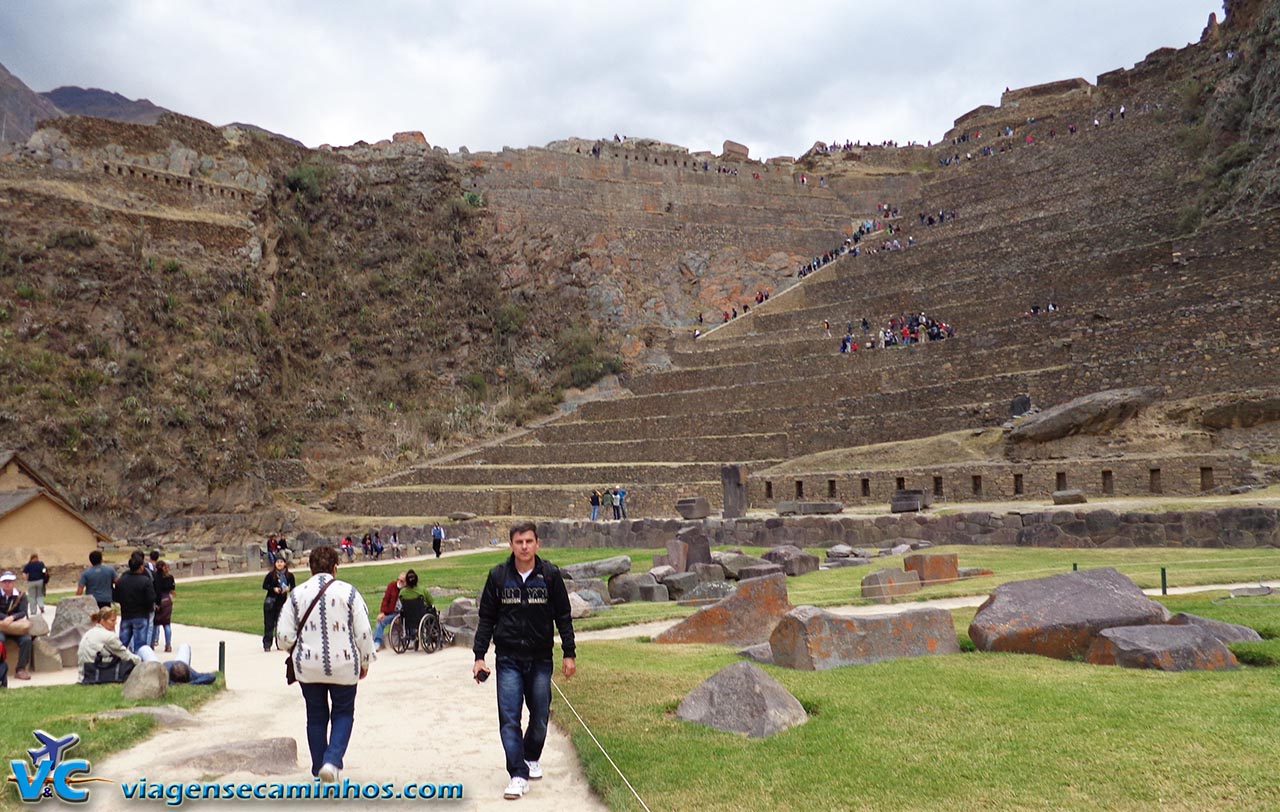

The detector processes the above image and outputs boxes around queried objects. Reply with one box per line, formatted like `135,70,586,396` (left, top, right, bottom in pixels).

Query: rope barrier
552,679,653,812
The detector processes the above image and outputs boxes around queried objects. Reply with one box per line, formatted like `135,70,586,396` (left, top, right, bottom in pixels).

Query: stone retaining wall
439,506,1280,552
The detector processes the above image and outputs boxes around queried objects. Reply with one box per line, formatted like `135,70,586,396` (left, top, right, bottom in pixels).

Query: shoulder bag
285,577,334,685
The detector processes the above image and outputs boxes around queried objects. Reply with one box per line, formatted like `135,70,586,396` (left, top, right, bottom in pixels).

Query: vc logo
7,731,104,803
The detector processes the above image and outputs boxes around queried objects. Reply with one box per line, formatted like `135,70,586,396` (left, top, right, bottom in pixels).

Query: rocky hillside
0,62,61,143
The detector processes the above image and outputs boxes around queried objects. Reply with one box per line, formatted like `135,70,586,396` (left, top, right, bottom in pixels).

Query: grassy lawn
48,545,1280,636
0,681,222,810
558,593,1280,812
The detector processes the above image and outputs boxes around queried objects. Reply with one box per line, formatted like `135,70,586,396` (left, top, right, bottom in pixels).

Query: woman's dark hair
404,570,419,588
309,545,340,575
169,662,191,683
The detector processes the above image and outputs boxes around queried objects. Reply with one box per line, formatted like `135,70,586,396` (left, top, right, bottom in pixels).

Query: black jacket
113,570,157,620
262,570,296,607
473,555,576,662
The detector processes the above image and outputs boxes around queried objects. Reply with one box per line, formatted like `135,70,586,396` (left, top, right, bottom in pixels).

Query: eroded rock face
655,574,791,646
1086,624,1238,671
769,606,959,670
1008,387,1162,443
860,568,922,603
968,567,1170,660
675,661,807,738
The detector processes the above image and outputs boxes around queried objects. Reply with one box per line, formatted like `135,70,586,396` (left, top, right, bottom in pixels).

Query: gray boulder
738,563,785,580
568,592,593,619
575,589,609,610
563,555,632,581
98,704,199,727
665,540,690,573
564,578,608,600
662,571,700,600
675,661,807,738
1167,613,1262,643
609,572,657,603
826,544,854,559
50,595,99,637
762,545,820,576
738,643,774,664
968,567,1171,660
444,597,478,630
638,582,670,602
649,565,677,581
123,661,169,700
770,606,960,670
1007,386,1162,443
675,496,710,520
824,557,871,569
692,563,726,583
860,568,922,603
719,553,772,580
1086,624,1238,671
1052,489,1088,505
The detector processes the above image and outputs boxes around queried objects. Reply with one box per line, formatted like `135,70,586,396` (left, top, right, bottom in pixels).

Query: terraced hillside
337,34,1280,520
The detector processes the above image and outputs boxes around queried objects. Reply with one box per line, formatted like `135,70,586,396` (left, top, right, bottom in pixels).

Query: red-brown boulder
903,553,959,586
1086,625,1239,671
770,606,959,670
655,574,791,646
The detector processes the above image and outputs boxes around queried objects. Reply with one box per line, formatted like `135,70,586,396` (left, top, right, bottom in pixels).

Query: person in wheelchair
392,570,436,650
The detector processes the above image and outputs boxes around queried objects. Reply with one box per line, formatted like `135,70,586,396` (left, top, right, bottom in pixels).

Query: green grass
53,545,1280,637
560,631,1280,811
0,680,222,809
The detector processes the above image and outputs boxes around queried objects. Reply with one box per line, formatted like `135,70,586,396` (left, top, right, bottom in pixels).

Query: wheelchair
388,596,446,654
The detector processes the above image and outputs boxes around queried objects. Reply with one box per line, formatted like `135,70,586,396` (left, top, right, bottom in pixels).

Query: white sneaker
503,776,528,799
525,760,543,780
319,763,340,784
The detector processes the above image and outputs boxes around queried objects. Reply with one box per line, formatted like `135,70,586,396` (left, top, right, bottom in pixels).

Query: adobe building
0,451,111,567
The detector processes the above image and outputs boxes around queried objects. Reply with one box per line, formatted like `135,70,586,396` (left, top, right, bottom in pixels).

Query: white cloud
0,0,1223,156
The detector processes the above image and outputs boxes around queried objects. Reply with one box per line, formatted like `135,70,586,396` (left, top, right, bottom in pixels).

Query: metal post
1072,562,1078,572
1161,568,1167,596
218,640,226,674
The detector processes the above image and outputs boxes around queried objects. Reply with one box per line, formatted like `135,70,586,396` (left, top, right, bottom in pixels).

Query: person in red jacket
373,572,406,651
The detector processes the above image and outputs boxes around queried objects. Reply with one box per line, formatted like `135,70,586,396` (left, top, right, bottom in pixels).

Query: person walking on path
472,522,577,801
21,554,48,616
262,556,296,652
77,550,116,608
113,552,156,655
277,546,373,785
372,572,406,651
432,523,445,558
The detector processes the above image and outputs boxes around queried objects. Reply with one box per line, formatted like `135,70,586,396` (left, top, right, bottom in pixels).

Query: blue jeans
299,682,358,775
590,505,599,521
119,618,150,654
495,656,552,779
373,613,398,645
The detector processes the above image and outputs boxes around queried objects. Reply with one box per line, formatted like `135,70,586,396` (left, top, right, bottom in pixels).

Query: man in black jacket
472,522,576,801
113,551,156,655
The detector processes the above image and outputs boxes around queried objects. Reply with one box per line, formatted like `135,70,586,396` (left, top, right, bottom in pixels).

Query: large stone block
738,563,784,580
662,571,700,600
563,555,632,580
902,553,959,586
860,568,922,603
693,563,726,583
123,661,169,700
31,638,64,673
568,592,593,619
968,567,1170,660
655,574,792,646
676,661,807,738
1166,612,1262,643
1053,489,1088,505
761,545,821,576
609,572,657,603
1007,387,1162,443
637,582,670,602
770,606,960,670
675,497,710,520
666,540,690,573
1086,625,1238,671
50,596,99,637
718,553,772,579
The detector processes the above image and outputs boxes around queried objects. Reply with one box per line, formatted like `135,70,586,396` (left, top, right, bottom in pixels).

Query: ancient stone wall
441,506,1280,552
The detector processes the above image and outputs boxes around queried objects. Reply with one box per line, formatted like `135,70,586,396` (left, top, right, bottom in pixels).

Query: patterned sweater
276,573,373,686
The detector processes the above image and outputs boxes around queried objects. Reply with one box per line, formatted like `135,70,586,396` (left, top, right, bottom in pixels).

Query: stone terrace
338,84,1280,520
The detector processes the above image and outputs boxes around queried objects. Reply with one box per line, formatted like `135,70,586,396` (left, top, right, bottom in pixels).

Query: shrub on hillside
48,229,98,251
284,162,329,202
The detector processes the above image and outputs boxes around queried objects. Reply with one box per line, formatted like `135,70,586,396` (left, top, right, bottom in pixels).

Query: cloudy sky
1,1,1222,157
